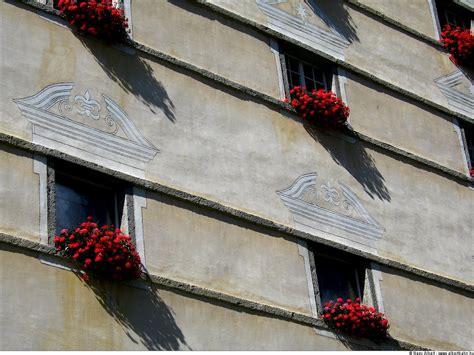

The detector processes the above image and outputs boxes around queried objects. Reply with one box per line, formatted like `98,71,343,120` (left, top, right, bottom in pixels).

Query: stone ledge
0,232,429,351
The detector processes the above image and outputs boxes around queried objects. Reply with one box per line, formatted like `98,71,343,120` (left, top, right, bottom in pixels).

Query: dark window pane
302,63,313,78
313,70,325,86
55,175,117,234
290,71,301,88
304,77,315,92
287,56,299,72
315,80,326,91
315,255,363,304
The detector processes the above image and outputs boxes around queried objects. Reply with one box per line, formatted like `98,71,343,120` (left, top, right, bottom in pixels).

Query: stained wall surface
0,244,347,351
0,145,40,242
0,0,473,351
355,0,439,39
203,0,471,119
0,1,472,283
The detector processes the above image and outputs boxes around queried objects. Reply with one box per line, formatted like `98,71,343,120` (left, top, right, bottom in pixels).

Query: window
279,42,333,97
48,160,128,241
284,55,328,93
309,243,367,310
435,0,472,30
460,121,474,174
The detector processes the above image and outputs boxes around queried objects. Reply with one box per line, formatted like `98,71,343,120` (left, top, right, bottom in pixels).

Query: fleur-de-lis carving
321,182,341,205
75,90,100,120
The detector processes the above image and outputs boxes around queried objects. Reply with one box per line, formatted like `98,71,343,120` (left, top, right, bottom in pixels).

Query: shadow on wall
305,125,391,202
82,275,190,350
305,0,359,44
78,36,177,122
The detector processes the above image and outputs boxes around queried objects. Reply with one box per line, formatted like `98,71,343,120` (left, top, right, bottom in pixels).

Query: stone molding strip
0,231,428,351
345,0,443,48
14,0,474,184
0,132,473,294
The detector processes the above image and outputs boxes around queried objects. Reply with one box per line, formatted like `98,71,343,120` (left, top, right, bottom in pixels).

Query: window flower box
55,0,129,42
285,86,349,130
54,217,142,281
440,25,473,66
321,297,390,341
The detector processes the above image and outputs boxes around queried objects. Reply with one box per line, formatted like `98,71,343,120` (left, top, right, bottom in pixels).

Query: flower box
321,297,389,341
54,217,142,281
285,86,349,130
55,0,129,42
440,25,473,66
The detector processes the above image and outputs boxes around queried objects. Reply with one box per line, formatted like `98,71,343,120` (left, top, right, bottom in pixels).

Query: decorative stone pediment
256,0,350,60
277,173,384,249
14,83,159,176
434,70,474,119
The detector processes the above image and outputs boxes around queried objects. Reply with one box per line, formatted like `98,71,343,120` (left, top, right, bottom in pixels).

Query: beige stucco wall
0,145,40,242
0,1,472,284
142,192,312,316
345,71,467,173
204,0,467,117
356,0,439,39
380,266,474,350
131,0,281,99
0,244,347,350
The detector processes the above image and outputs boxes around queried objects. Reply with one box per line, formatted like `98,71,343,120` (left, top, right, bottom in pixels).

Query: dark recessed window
284,55,328,93
52,162,125,236
310,244,366,308
279,42,333,97
435,0,472,30
460,121,474,171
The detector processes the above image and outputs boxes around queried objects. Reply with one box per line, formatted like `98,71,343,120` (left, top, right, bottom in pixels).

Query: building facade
0,0,473,350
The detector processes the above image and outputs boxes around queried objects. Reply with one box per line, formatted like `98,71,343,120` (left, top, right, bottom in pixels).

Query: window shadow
305,0,359,44
78,36,176,123
304,125,391,202
81,275,191,350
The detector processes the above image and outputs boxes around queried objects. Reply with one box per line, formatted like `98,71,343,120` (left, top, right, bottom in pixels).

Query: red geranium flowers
321,297,389,341
54,217,142,281
285,86,349,129
440,25,473,66
55,0,129,42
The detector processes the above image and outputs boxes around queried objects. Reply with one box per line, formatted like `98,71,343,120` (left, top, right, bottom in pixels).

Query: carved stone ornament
255,0,350,60
434,70,474,119
277,173,384,248
14,83,159,174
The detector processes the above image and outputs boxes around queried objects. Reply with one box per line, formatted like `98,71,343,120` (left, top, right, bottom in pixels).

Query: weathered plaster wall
355,0,439,39
203,0,468,118
131,0,281,99
0,244,347,350
345,71,466,173
142,192,312,316
0,1,472,284
379,266,474,350
0,145,40,242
